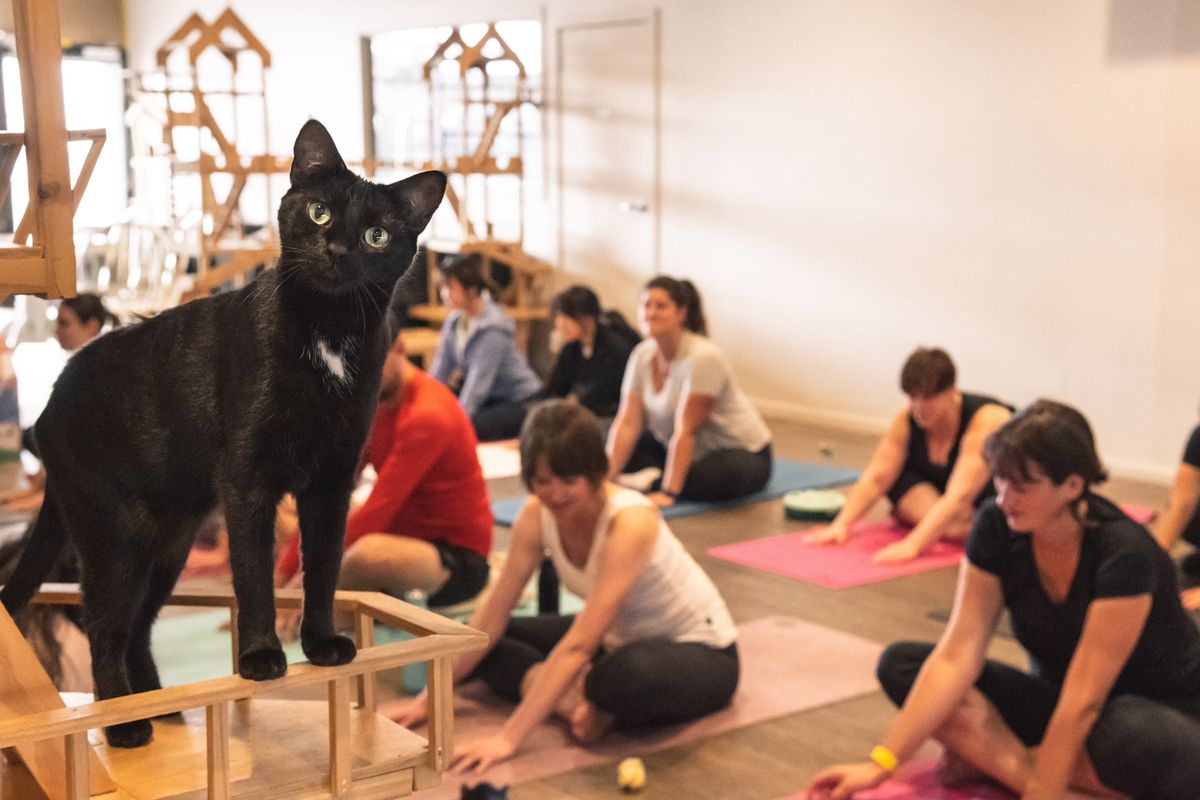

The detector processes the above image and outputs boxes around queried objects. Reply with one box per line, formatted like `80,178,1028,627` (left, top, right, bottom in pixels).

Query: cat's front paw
105,719,153,748
303,633,357,667
238,646,288,681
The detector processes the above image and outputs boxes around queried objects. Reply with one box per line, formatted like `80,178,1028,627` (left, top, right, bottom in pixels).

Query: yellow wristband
869,745,898,774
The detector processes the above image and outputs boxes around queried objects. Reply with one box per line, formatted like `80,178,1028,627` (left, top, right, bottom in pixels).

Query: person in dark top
1153,423,1200,605
546,285,639,420
809,400,1200,800
805,347,1012,563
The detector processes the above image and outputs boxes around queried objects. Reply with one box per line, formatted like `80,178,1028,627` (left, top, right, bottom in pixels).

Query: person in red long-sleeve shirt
275,335,493,640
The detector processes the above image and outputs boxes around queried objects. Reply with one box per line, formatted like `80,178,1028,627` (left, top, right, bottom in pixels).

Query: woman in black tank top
804,348,1012,563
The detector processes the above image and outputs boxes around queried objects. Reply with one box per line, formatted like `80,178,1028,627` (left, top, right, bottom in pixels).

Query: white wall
124,0,1200,481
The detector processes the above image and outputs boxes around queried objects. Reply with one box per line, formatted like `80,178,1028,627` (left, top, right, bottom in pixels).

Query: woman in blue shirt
429,254,542,441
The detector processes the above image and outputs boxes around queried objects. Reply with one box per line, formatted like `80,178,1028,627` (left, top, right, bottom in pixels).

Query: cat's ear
388,171,447,232
291,119,347,185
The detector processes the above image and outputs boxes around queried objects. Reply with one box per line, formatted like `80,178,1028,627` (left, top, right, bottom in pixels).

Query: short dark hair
519,400,608,490
985,399,1108,489
644,276,707,335
899,347,956,397
437,253,493,295
551,285,601,321
60,293,117,328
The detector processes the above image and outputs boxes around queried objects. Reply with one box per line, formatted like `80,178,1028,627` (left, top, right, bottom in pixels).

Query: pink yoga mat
782,757,1015,799
1121,503,1155,525
710,504,1157,590
409,616,883,799
709,520,964,589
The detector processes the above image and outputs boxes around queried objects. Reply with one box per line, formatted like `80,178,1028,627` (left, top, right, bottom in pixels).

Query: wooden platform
0,585,486,800
2,700,428,800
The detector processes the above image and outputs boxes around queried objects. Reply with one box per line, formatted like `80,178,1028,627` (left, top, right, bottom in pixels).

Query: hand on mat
647,491,676,508
451,732,518,774
380,692,428,728
803,522,849,546
873,538,922,565
1182,588,1200,611
807,761,889,799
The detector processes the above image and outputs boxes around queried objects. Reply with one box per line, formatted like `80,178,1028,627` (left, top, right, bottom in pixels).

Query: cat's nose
326,241,349,256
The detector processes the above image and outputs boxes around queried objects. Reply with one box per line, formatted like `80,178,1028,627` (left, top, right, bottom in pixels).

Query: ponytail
644,276,707,336
60,293,118,330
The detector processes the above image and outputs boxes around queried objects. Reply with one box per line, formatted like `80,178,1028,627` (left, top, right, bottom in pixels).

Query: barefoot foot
569,700,616,744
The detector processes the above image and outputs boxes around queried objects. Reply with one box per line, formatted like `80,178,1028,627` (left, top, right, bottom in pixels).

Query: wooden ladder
0,0,105,299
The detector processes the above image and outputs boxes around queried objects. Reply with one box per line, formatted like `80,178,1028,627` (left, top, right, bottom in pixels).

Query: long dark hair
60,293,118,329
985,399,1108,493
644,276,707,335
552,284,639,344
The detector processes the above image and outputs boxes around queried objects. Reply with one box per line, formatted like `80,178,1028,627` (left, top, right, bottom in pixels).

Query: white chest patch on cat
313,338,351,387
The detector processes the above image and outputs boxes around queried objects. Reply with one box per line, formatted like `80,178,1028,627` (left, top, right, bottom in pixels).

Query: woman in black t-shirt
546,285,639,420
809,400,1200,800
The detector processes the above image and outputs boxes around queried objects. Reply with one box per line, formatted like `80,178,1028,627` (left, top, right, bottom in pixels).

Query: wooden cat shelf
0,0,104,299
0,584,486,800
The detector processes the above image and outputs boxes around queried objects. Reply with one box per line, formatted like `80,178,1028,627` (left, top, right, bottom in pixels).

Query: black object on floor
461,782,510,800
538,554,560,615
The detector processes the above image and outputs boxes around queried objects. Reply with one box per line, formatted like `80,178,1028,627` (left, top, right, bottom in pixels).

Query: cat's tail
0,483,67,615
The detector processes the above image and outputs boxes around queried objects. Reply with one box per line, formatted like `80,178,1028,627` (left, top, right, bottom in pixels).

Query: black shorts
427,542,489,607
885,468,995,508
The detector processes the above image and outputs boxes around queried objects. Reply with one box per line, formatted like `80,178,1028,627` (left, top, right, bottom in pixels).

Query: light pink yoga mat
782,757,1016,799
709,520,965,589
411,616,883,798
1121,503,1155,525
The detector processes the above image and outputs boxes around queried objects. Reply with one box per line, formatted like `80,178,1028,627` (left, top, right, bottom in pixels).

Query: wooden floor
375,416,1172,800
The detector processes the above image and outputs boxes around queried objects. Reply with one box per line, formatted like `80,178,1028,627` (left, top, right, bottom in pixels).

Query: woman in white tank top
383,400,739,773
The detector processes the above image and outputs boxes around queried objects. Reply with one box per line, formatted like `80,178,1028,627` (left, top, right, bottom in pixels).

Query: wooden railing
0,584,486,800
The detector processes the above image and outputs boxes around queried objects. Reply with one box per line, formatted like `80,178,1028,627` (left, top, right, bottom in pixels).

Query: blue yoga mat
489,459,861,527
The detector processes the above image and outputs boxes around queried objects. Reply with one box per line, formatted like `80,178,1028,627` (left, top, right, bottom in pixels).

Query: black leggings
623,431,772,502
472,614,739,728
878,641,1200,800
471,397,534,442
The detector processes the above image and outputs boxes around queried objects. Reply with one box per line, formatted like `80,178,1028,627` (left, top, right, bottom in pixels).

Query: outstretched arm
809,561,1004,798
1153,462,1200,551
607,389,646,478
1022,594,1150,799
382,498,544,727
453,504,659,772
654,394,714,506
804,411,909,545
874,404,1010,563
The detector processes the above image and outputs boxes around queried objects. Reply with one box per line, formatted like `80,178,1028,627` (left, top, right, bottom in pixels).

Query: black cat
0,119,445,748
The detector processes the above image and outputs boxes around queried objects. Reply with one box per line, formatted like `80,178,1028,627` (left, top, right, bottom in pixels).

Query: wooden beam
206,701,231,800
12,0,75,298
327,678,352,797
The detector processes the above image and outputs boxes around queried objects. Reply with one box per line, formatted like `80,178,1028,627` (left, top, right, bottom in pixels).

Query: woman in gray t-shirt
606,276,772,506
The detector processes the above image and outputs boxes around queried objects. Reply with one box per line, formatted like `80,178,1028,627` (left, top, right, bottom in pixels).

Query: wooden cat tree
0,3,485,797
0,0,105,299
378,23,554,353
135,8,289,303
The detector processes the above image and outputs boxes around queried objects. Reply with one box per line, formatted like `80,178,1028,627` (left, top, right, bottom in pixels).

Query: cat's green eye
363,227,390,249
307,202,331,225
